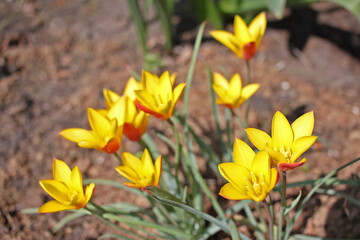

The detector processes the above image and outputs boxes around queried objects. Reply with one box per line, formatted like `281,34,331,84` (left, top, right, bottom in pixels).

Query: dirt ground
1,0,360,239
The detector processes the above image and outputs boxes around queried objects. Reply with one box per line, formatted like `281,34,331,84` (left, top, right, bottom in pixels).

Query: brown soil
1,0,360,239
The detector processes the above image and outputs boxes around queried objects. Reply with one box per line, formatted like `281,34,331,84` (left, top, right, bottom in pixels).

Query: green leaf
103,213,191,239
82,178,144,196
289,234,341,240
266,0,287,19
51,211,87,233
126,0,148,54
284,157,360,239
284,191,302,215
21,207,39,214
315,188,360,208
98,233,133,240
143,186,231,235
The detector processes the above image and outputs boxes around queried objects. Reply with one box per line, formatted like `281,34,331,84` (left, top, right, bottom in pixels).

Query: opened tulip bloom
107,95,149,141
116,149,162,189
134,70,186,120
38,159,95,213
210,12,266,60
219,138,278,202
213,72,259,109
60,108,122,153
246,111,317,171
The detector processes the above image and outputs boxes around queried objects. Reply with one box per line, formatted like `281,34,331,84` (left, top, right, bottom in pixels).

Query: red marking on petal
124,123,142,141
135,100,167,120
243,42,256,60
102,138,120,153
278,161,305,171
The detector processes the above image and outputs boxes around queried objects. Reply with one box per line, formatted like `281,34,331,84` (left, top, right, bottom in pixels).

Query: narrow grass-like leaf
82,178,144,196
98,233,133,240
51,211,87,233
244,205,266,240
284,157,360,239
126,0,148,54
289,234,341,240
21,207,39,214
206,64,226,162
153,0,174,51
316,188,360,208
284,191,302,215
103,213,191,239
144,186,230,234
182,21,206,130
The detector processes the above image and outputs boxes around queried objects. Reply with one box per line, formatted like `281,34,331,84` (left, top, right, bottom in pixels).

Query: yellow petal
134,89,157,110
122,152,142,170
213,72,229,90
233,138,254,169
219,183,248,200
250,151,270,184
59,128,98,144
241,83,260,99
116,165,139,184
84,183,95,205
37,200,77,213
169,83,186,118
88,108,111,139
245,128,272,150
103,88,120,107
154,155,162,186
218,162,250,193
170,73,177,86
39,180,69,203
291,111,314,142
78,140,104,149
267,148,286,167
234,15,251,43
210,30,241,57
53,159,71,184
142,70,158,94
228,73,242,99
70,167,83,195
248,12,266,47
272,111,294,149
290,136,317,163
124,96,137,123
123,77,141,101
269,168,279,190
158,71,173,98
141,149,155,177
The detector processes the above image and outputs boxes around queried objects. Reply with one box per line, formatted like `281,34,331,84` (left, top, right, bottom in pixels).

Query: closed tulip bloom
210,12,266,60
107,95,149,141
218,139,278,202
134,70,186,120
60,108,122,153
116,149,162,189
246,111,317,171
38,159,95,213
212,72,259,109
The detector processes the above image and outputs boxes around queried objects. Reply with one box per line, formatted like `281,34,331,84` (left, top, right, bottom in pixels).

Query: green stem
244,60,251,127
114,152,122,164
262,200,274,240
278,171,287,240
167,118,182,195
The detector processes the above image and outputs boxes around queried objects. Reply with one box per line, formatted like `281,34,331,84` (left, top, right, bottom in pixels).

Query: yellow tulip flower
212,72,259,109
116,149,162,189
123,77,142,102
60,108,122,153
107,95,149,141
38,159,95,213
134,70,186,120
210,12,266,60
218,138,278,202
245,111,317,171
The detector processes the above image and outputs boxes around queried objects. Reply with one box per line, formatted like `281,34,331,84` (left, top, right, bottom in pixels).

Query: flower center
244,172,266,197
68,190,79,205
273,145,292,162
